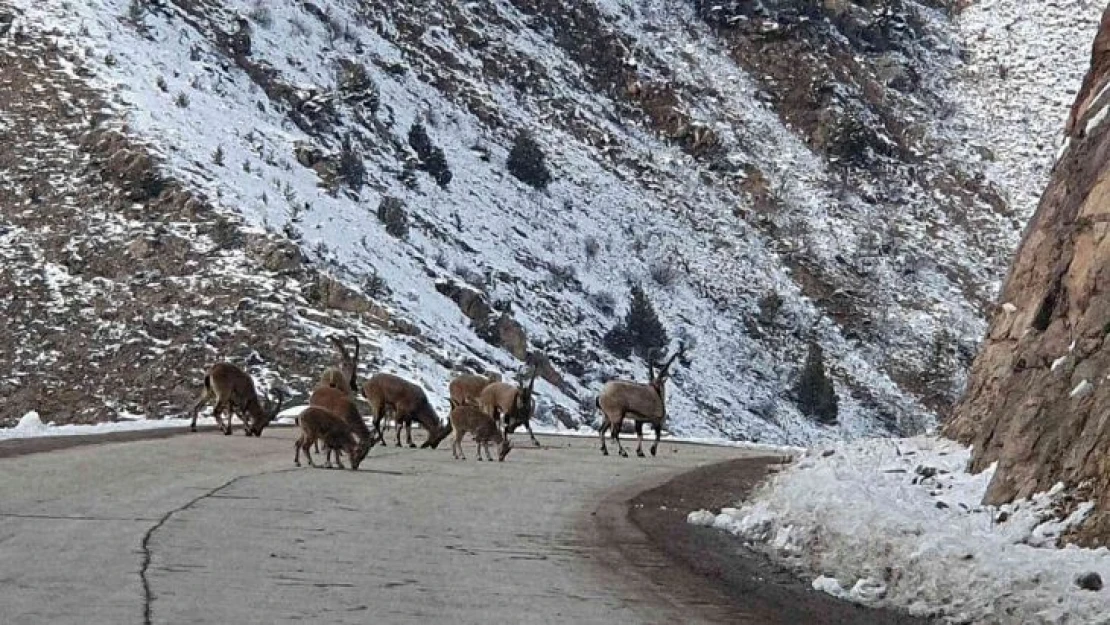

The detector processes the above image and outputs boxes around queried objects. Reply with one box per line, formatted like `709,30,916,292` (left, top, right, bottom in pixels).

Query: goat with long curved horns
596,342,686,457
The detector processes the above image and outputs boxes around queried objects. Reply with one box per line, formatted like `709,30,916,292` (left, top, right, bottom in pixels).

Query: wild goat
310,335,371,450
293,406,369,470
189,362,285,436
479,367,540,448
316,334,360,395
362,373,445,449
448,372,499,408
448,404,511,462
596,342,686,457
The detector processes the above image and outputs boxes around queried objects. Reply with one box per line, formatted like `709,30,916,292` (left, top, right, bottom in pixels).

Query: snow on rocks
690,436,1110,624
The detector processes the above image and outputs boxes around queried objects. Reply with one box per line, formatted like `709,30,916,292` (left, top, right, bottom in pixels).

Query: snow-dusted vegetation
0,0,1099,446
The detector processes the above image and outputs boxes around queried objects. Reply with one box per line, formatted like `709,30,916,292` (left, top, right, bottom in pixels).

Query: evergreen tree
625,284,668,360
506,130,551,189
794,341,839,425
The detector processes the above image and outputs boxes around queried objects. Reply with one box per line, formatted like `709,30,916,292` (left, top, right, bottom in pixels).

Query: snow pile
691,436,1110,624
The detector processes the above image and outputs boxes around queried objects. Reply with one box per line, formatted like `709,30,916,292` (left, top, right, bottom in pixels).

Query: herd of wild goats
189,335,687,470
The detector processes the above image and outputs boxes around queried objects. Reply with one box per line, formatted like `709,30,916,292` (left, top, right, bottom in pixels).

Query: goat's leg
635,421,646,457
294,437,303,466
213,401,232,435
598,420,610,456
405,419,416,448
482,441,495,461
233,404,252,436
189,393,209,432
614,416,628,458
324,446,334,469
524,420,541,448
394,416,405,447
333,447,346,470
651,422,661,457
475,438,483,461
303,438,317,467
453,431,465,460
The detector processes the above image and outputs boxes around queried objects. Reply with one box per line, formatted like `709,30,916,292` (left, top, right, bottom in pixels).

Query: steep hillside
0,0,1073,443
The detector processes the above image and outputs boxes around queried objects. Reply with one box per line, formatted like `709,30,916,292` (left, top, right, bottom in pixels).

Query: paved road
0,429,763,624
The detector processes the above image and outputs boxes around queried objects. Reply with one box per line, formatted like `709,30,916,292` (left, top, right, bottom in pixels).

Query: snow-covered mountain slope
0,0,1098,444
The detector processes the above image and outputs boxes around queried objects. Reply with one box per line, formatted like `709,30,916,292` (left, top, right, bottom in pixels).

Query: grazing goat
448,372,499,409
362,373,445,449
449,405,511,462
309,386,373,449
189,362,285,436
478,367,540,448
294,406,369,470
596,342,686,457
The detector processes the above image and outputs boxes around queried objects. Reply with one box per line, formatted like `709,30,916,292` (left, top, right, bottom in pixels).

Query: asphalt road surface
0,428,928,625
0,428,764,624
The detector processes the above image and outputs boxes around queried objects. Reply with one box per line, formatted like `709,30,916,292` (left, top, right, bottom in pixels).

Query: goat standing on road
189,362,285,437
596,342,686,457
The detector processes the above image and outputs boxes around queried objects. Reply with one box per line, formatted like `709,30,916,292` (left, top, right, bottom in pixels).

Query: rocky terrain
948,5,1110,546
0,0,1099,444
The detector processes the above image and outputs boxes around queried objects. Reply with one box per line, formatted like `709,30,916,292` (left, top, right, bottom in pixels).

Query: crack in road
139,468,296,625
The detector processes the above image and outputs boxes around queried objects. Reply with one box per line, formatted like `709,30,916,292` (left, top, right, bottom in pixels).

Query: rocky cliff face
947,6,1110,545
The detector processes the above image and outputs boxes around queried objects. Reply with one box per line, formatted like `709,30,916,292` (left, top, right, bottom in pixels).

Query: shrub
408,122,452,188
649,258,680,287
603,325,633,359
155,75,167,92
589,290,616,316
174,92,190,108
363,268,388,299
377,196,408,239
794,341,838,425
212,145,225,166
336,60,379,111
247,2,274,29
584,235,600,260
757,291,783,326
547,263,577,289
507,130,551,189
337,134,365,192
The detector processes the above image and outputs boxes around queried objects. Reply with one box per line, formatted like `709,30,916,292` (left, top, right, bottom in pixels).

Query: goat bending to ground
294,406,369,470
190,362,285,436
449,405,511,461
362,373,446,449
478,367,540,447
596,342,686,457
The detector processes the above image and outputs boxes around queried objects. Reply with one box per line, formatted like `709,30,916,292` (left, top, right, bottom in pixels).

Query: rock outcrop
947,6,1110,545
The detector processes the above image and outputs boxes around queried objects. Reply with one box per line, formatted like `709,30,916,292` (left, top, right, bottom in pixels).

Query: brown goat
189,362,285,436
478,367,540,448
448,405,512,462
448,372,499,409
596,342,686,457
362,373,445,449
293,406,369,470
309,386,373,447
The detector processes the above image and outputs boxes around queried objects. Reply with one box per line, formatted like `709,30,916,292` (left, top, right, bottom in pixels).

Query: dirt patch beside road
593,456,933,624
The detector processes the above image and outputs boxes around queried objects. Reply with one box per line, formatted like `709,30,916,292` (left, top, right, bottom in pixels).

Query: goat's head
650,342,687,393
350,435,372,470
249,388,285,437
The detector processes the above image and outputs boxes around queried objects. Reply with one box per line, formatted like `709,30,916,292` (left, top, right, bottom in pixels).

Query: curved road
0,429,768,624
